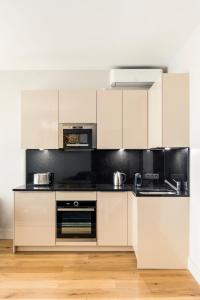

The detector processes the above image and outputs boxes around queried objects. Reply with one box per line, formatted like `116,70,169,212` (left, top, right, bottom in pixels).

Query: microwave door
63,129,92,149
59,124,97,149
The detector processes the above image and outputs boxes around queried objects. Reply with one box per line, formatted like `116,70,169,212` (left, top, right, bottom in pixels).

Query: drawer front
56,192,97,201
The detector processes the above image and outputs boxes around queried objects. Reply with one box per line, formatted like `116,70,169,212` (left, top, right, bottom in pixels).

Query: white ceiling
0,0,200,70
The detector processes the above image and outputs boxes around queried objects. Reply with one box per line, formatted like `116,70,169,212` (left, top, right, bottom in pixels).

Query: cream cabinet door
162,74,189,147
148,77,163,148
127,192,135,248
21,90,58,149
133,194,138,257
14,192,56,246
123,90,147,149
97,90,122,149
59,89,96,123
148,74,189,148
137,197,189,269
97,192,128,246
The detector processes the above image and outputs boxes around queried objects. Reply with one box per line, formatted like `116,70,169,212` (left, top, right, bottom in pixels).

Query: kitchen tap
164,179,181,194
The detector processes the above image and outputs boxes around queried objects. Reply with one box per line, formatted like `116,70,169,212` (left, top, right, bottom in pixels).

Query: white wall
0,70,109,238
169,24,200,284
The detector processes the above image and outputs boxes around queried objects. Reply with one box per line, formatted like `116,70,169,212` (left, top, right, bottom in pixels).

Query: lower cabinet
136,196,189,269
14,190,133,249
127,192,137,250
14,192,56,246
13,190,189,269
97,192,128,246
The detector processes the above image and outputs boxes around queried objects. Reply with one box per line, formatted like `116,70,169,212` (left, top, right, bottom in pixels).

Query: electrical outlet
144,173,160,180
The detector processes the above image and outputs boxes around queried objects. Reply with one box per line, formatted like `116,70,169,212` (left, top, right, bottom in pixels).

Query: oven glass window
60,211,92,235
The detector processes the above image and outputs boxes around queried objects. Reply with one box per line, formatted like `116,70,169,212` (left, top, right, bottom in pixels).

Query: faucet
164,179,181,194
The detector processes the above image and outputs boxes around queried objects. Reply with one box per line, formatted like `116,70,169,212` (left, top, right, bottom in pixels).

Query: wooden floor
0,240,200,299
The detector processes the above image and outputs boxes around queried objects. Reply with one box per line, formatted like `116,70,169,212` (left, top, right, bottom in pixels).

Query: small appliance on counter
113,171,126,186
33,172,54,186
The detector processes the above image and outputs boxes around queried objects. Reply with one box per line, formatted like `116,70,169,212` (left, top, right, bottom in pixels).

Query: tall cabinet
148,73,189,148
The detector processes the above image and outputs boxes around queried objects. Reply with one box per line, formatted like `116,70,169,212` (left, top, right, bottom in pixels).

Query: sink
138,191,176,195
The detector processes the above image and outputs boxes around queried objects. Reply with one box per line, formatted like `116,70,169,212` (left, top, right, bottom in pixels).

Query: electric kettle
113,171,126,186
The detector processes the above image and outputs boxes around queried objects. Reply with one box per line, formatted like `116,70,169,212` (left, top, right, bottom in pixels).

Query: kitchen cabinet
123,90,148,149
97,89,147,149
21,90,59,149
97,90,122,149
132,194,138,257
127,192,137,251
56,191,96,201
136,196,189,269
59,89,96,123
148,73,189,148
97,192,128,246
14,192,56,246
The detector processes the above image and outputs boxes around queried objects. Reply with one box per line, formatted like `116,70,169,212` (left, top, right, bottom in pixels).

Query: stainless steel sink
138,191,176,195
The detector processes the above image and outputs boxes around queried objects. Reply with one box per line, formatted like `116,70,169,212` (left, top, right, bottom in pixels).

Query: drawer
56,191,97,201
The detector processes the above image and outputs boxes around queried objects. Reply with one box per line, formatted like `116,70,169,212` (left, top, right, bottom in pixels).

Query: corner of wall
189,257,200,284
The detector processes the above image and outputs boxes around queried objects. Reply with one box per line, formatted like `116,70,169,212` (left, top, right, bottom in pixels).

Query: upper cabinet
148,74,189,148
97,90,123,149
123,90,147,149
97,89,148,149
59,89,96,123
21,74,188,150
21,90,59,149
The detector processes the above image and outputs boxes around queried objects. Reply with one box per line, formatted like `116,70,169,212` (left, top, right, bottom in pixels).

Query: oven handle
57,208,95,212
66,144,89,147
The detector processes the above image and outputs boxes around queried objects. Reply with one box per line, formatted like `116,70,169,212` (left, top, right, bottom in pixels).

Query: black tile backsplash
142,150,165,183
164,148,189,182
26,148,189,186
26,150,93,184
92,150,142,184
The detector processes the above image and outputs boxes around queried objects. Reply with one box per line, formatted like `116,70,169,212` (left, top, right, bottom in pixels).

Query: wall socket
144,173,160,180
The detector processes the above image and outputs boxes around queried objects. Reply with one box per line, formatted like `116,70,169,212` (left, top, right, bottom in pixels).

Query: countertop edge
12,185,189,197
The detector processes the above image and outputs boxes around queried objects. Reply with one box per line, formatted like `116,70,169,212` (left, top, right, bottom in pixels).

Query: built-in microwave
59,123,96,149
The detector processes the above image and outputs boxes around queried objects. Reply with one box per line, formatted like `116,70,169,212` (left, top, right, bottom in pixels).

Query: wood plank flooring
0,240,200,299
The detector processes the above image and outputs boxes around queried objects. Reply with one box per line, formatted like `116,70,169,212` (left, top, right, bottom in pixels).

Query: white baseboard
0,229,13,239
188,257,200,284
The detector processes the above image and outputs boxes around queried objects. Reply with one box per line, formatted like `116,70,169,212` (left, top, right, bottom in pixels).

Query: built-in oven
59,123,96,149
56,200,96,241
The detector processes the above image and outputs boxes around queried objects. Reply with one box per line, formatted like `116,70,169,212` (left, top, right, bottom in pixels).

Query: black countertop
13,183,189,197
13,183,133,192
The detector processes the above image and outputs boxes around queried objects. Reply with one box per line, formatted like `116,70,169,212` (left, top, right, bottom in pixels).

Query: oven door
56,205,96,241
